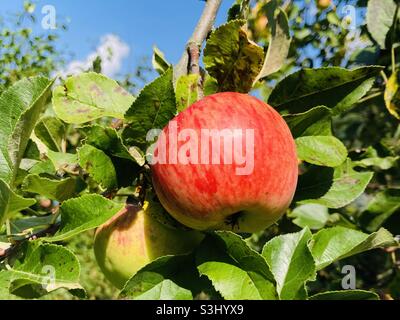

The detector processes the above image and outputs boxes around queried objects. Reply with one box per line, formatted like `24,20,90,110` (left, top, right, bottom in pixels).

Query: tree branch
0,208,61,262
174,0,222,82
0,222,61,262
188,42,201,75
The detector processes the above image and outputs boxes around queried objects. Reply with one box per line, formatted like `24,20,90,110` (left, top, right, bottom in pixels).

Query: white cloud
59,34,130,77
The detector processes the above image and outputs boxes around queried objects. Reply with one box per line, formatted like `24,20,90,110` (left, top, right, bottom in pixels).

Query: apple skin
94,201,204,289
151,92,298,233
316,0,331,10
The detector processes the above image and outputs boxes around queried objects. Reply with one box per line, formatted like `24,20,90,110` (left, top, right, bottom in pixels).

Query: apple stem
174,0,222,84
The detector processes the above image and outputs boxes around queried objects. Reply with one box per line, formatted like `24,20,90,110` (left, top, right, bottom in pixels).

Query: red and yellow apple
150,92,298,233
94,201,204,289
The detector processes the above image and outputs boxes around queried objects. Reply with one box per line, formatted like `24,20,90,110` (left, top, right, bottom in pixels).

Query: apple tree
0,0,399,300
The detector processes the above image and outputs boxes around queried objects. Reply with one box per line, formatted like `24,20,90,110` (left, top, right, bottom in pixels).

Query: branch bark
174,0,222,83
0,222,60,262
188,42,201,76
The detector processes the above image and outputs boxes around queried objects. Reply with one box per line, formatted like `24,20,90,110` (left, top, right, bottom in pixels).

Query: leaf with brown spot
7,243,85,298
296,136,347,167
78,144,117,189
176,74,200,112
52,72,135,124
204,20,264,93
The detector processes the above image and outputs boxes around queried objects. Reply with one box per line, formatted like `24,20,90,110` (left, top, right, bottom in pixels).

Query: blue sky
0,0,234,79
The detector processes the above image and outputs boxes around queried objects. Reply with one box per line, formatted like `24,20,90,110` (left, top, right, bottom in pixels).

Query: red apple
150,92,298,233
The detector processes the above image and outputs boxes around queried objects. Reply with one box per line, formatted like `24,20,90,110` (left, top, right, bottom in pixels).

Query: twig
392,46,397,74
23,207,42,216
28,222,60,240
0,222,60,262
5,219,11,238
174,0,222,83
0,206,61,263
357,91,384,104
188,42,201,75
380,70,388,84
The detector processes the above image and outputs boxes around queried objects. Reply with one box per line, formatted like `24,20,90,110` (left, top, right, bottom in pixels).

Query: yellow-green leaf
384,72,400,119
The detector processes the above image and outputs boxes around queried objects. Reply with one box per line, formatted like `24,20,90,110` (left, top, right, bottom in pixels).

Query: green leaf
0,77,53,185
123,68,176,149
79,125,144,165
264,0,278,31
204,20,264,93
131,279,192,300
296,136,348,167
227,0,250,21
367,0,397,49
268,66,383,115
78,144,117,189
389,270,400,299
349,46,380,66
384,71,400,119
353,146,400,170
0,271,14,299
10,215,55,237
152,46,171,75
310,226,397,270
295,160,373,209
255,9,291,82
24,139,41,160
359,189,400,233
8,242,84,298
22,174,85,202
34,117,66,152
354,156,399,170
283,106,332,138
176,74,200,112
353,146,398,170
326,213,358,229
29,159,56,175
309,290,379,300
120,254,201,300
52,72,135,124
0,179,36,225
44,194,124,242
262,228,315,300
203,74,219,96
46,150,78,173
288,204,330,230
196,231,277,300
